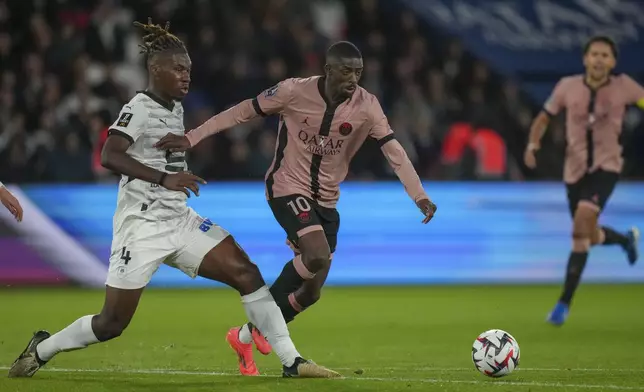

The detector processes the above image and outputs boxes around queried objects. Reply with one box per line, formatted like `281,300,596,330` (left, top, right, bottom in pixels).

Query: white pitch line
332,366,644,373
1,366,642,390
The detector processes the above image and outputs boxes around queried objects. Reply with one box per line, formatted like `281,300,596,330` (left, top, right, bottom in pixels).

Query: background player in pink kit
524,36,644,326
156,41,437,375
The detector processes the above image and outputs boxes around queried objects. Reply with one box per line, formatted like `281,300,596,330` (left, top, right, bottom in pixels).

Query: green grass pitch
1,285,643,391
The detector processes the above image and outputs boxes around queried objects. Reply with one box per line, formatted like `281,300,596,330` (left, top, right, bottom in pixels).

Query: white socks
238,323,253,344
36,315,99,362
33,290,300,368
241,286,300,367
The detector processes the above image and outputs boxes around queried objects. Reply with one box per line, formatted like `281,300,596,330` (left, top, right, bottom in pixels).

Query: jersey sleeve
367,95,428,202
252,78,295,116
622,74,644,107
367,95,395,146
543,79,567,116
108,102,148,144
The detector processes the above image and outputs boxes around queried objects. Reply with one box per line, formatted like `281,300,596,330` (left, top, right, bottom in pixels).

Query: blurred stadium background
1,0,643,287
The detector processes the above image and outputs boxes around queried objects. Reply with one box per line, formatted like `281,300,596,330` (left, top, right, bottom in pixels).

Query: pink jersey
543,74,644,184
186,76,428,207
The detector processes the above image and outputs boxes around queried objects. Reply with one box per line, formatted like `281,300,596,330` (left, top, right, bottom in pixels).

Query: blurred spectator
46,132,95,183
0,0,642,184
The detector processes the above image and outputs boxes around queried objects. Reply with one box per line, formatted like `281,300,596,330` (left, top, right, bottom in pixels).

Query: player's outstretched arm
155,79,295,152
368,102,436,223
380,138,436,224
0,182,23,222
154,99,262,152
367,96,436,223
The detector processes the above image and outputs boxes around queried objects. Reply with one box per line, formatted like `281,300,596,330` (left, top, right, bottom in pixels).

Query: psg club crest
264,84,279,97
297,211,311,223
339,122,353,136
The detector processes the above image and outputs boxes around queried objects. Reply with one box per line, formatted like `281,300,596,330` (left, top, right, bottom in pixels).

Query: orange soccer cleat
226,327,259,376
251,326,272,355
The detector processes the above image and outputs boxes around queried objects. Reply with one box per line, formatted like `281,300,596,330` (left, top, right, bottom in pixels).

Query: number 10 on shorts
287,196,311,215
287,196,313,223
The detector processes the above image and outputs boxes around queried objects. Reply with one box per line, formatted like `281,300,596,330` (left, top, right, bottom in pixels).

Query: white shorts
106,208,230,289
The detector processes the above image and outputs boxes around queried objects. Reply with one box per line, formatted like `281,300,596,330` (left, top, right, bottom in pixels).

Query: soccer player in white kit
8,19,339,380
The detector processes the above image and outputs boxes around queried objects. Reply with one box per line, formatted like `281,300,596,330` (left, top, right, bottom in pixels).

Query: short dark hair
583,35,618,58
326,41,362,61
134,17,187,64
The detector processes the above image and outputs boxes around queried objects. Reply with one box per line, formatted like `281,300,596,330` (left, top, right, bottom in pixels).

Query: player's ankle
238,324,253,344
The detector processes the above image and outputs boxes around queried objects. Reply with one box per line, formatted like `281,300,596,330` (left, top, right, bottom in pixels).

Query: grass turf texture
1,285,643,391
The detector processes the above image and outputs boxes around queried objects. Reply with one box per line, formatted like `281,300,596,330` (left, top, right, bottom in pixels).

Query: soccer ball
472,329,520,377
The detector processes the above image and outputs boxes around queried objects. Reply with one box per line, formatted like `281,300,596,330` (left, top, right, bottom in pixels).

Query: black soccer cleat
624,227,640,265
8,330,51,378
282,357,342,378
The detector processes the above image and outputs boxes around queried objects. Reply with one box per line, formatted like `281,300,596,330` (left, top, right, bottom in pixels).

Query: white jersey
105,91,231,290
108,91,188,228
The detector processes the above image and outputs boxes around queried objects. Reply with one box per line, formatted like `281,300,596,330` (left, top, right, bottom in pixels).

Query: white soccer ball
472,329,520,377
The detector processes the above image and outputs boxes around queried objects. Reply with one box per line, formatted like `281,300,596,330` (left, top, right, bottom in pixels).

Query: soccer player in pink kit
156,41,437,375
524,36,644,326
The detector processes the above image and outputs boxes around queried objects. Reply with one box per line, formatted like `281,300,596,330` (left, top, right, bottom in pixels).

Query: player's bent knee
571,206,592,251
198,236,266,294
298,230,331,260
573,210,596,233
591,227,604,245
302,248,330,273
298,232,331,273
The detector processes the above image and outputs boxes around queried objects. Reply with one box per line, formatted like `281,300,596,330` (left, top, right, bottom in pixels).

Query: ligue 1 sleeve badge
339,122,353,136
264,84,279,97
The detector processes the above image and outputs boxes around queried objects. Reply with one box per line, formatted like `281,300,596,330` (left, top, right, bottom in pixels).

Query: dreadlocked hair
133,17,186,61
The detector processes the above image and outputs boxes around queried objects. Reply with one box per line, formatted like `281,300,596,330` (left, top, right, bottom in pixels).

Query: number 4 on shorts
120,247,131,265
